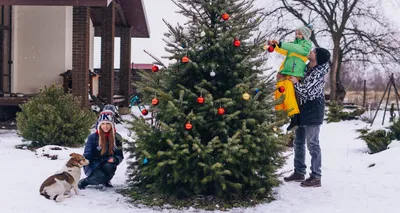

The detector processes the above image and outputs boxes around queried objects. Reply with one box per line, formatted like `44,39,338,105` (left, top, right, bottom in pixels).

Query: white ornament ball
183,28,190,36
200,31,206,37
248,18,256,24
210,71,216,77
169,35,176,42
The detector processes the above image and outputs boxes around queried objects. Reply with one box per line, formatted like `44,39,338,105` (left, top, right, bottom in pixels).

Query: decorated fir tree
125,0,286,204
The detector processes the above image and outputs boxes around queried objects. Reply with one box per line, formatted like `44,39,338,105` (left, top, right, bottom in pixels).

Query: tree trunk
335,51,346,103
336,81,346,103
330,45,340,102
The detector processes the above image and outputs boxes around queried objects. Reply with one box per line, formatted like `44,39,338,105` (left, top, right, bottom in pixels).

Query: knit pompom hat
96,110,115,133
296,24,313,40
96,110,117,151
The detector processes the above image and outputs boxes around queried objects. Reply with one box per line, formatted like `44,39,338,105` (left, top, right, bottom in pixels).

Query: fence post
363,80,366,108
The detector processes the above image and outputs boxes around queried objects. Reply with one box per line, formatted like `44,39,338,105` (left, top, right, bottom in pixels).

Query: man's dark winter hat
315,48,331,65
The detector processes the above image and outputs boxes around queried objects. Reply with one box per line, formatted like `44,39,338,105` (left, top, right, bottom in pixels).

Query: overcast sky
93,0,400,71
93,0,183,68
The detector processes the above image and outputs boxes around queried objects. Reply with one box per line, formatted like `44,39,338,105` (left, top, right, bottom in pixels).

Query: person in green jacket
266,24,313,131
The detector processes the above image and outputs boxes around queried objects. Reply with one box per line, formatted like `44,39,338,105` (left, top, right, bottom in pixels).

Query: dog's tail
40,190,59,200
40,191,51,199
40,189,61,202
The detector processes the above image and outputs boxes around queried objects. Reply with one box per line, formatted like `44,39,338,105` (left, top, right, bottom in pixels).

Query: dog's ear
69,153,77,157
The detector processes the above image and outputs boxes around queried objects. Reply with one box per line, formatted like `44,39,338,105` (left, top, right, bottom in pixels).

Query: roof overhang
92,0,149,38
0,0,150,38
0,0,112,6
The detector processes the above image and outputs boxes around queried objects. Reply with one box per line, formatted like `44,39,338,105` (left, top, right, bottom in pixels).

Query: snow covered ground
1,110,399,213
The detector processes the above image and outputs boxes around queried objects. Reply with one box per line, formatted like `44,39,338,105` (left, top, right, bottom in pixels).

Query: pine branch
143,49,167,68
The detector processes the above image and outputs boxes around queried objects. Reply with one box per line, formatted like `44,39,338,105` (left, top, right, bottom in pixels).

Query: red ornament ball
221,13,230,21
233,39,241,47
197,96,205,104
152,98,159,106
141,109,148,116
185,122,193,130
217,107,225,115
151,65,159,72
278,86,285,93
182,56,189,63
267,45,275,52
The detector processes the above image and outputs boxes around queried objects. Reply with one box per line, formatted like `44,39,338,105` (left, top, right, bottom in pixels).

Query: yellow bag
275,78,300,117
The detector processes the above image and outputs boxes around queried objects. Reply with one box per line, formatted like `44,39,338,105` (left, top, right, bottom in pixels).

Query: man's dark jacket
294,62,330,126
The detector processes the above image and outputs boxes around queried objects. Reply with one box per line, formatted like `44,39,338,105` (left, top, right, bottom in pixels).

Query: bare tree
340,61,366,91
370,70,387,91
340,62,357,90
353,75,364,91
260,0,400,102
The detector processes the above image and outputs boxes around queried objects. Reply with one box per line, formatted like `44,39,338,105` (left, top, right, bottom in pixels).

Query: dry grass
344,90,400,109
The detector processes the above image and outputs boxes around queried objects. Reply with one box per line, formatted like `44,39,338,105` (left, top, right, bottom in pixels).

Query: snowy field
2,0,399,212
1,109,399,213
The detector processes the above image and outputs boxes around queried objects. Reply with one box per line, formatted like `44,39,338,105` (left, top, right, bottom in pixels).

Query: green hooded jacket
276,38,312,78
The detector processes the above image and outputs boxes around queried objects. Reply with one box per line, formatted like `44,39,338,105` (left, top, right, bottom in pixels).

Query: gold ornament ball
242,92,250,100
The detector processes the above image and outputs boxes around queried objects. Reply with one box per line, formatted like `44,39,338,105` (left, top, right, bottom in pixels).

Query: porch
0,94,33,106
0,94,124,106
0,62,153,107
0,0,150,108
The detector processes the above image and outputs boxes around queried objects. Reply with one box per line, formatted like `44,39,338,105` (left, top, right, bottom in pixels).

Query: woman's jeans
85,162,117,185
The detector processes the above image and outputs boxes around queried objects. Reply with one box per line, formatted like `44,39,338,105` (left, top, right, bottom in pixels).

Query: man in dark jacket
283,47,331,187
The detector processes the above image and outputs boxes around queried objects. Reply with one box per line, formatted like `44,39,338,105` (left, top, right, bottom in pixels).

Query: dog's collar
66,160,83,168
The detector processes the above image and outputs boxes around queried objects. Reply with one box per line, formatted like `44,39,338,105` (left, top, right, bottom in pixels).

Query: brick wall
130,69,142,95
114,71,120,94
119,27,132,106
99,2,115,104
95,69,120,95
72,7,90,108
112,69,133,95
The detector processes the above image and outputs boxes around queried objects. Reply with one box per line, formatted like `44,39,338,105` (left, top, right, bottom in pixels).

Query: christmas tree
125,0,286,205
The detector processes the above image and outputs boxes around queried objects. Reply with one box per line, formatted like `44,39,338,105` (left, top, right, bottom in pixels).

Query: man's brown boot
283,172,305,182
300,176,321,187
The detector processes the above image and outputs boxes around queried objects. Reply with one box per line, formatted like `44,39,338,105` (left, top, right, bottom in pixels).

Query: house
0,0,150,107
93,62,153,98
